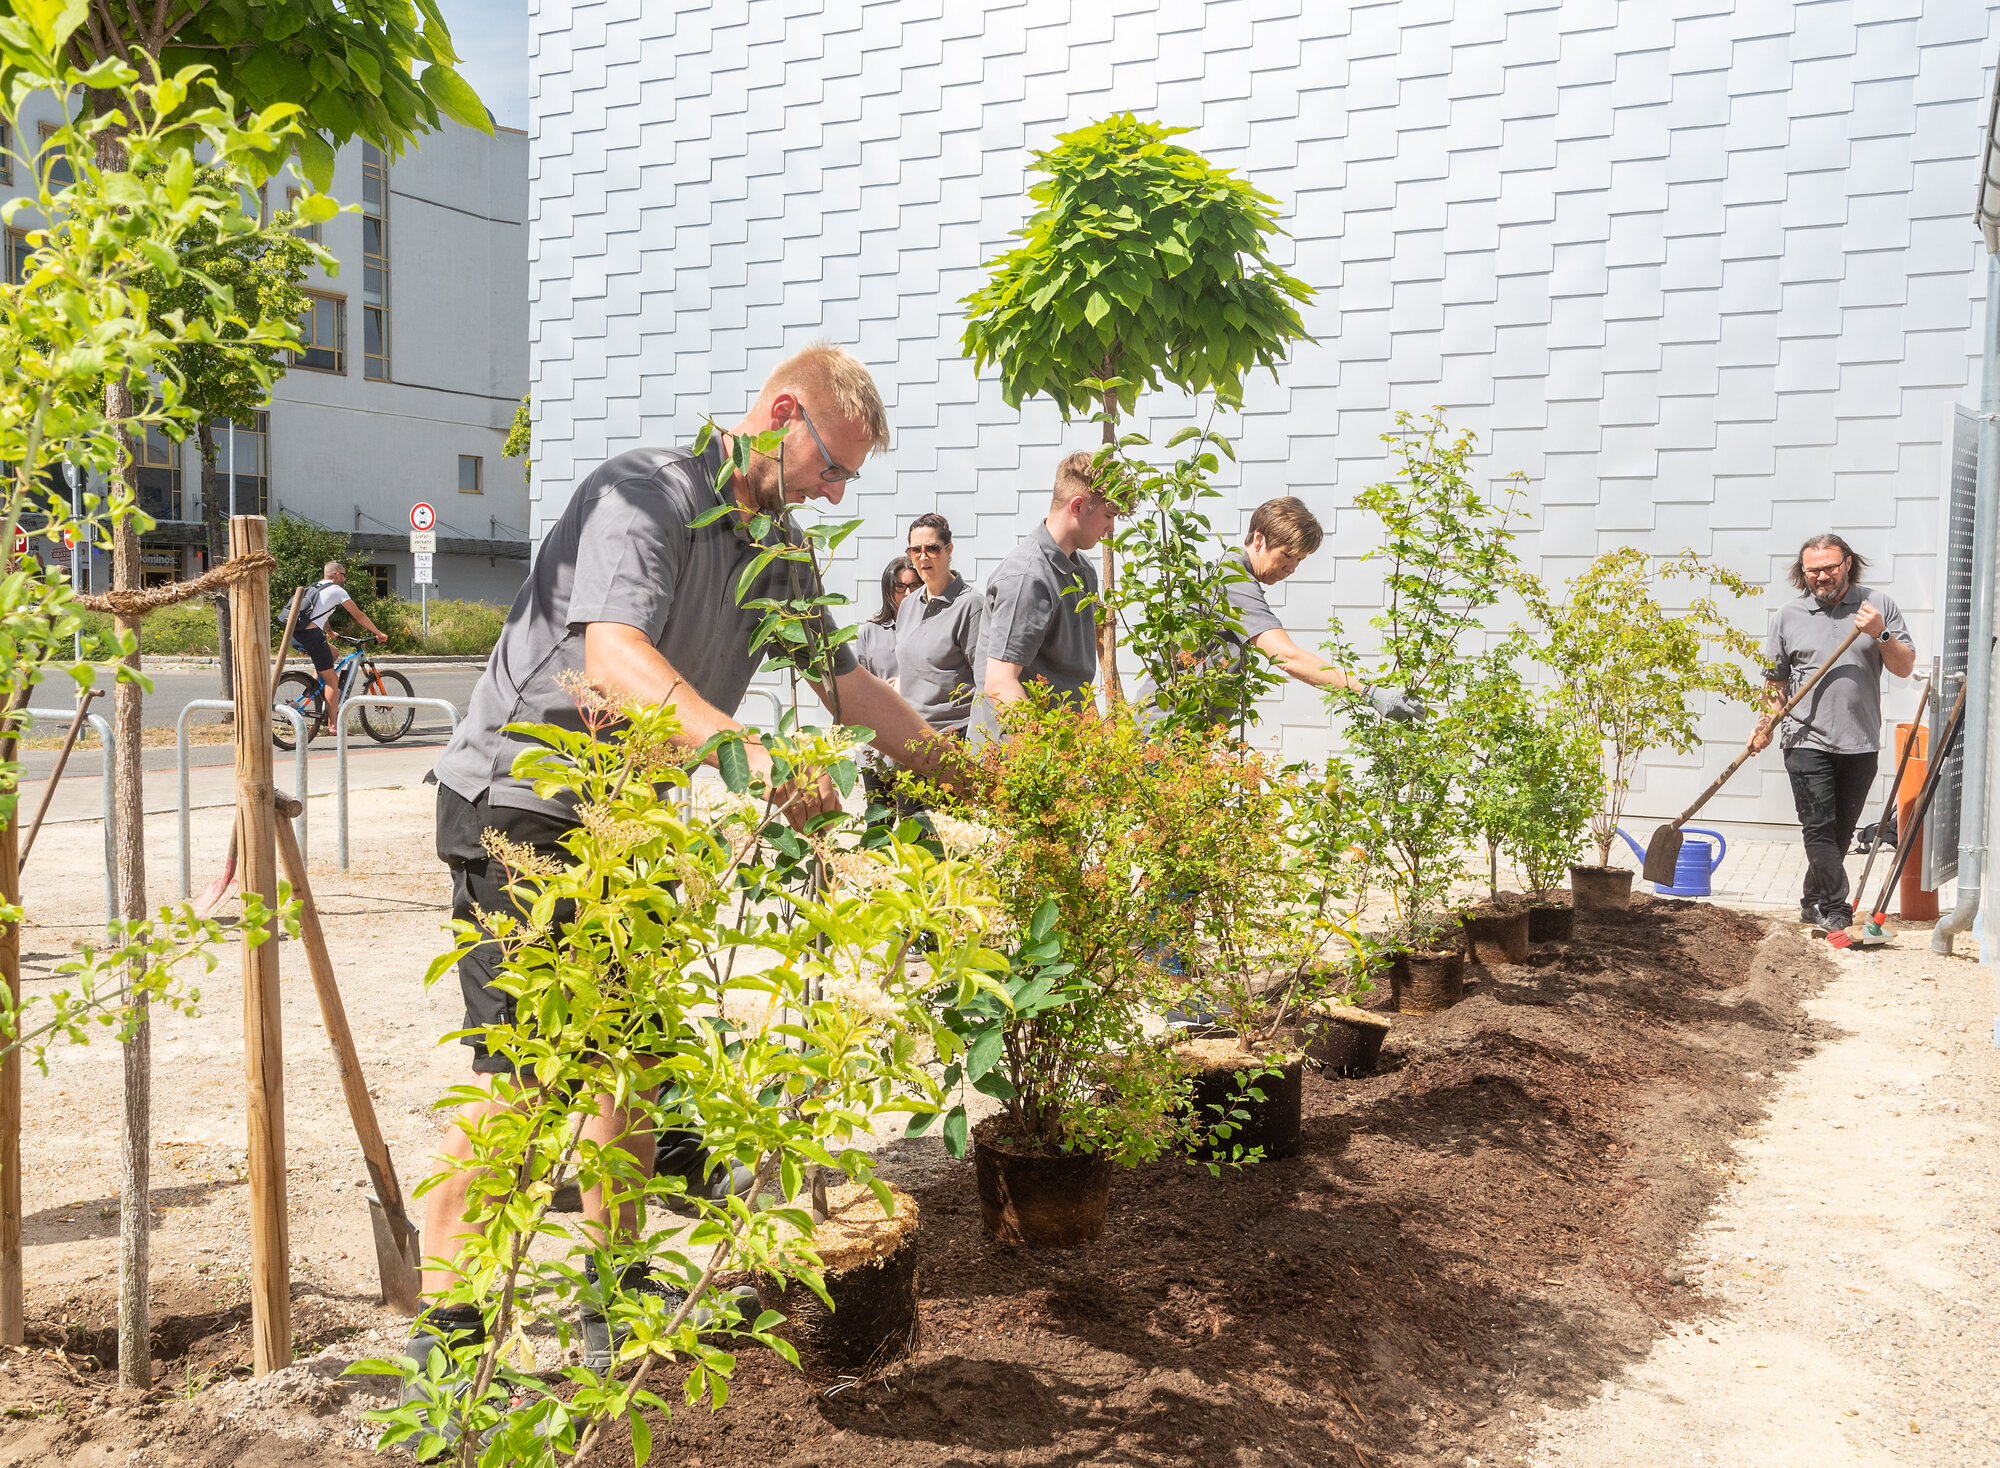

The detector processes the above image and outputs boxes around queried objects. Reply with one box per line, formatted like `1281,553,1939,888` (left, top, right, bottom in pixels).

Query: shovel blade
1640,824,1683,887
367,1193,424,1316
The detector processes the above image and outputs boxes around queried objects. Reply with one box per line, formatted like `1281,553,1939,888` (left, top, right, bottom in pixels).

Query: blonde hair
1049,450,1108,512
1247,497,1323,556
757,341,891,454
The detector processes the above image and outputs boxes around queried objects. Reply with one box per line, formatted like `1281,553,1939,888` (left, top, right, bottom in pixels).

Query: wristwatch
1876,629,1892,643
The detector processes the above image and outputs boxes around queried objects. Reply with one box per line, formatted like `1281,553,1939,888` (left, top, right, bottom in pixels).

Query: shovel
1823,677,1930,938
1841,678,1967,949
1640,624,1867,887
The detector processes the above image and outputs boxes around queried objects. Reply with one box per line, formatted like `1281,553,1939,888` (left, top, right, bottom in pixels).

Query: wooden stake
272,797,421,1314
0,687,27,1346
18,688,100,867
109,383,153,1391
230,516,290,1374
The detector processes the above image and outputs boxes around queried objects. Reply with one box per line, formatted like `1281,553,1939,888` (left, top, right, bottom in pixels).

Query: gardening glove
1364,684,1426,723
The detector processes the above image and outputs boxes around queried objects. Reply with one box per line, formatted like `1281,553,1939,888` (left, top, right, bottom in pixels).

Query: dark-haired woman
895,511,981,746
859,556,921,804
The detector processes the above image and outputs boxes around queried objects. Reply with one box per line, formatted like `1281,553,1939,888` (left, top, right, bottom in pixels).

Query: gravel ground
1523,922,2000,1467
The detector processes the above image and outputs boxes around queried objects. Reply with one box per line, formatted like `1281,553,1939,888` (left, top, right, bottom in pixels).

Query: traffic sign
61,527,74,551
409,502,436,532
11,529,23,555
412,552,434,585
409,529,436,554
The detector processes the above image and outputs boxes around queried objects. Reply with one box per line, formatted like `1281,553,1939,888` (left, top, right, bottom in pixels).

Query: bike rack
334,696,462,871
176,700,310,899
23,704,117,931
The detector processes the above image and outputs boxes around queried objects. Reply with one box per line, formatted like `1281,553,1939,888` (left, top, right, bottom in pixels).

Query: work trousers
1782,746,1878,926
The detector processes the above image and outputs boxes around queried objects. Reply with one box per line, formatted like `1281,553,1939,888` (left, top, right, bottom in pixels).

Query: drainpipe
1935,123,2000,955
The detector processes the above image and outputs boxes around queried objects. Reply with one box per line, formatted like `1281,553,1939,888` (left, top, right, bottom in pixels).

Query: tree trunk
1097,387,1121,703
107,379,150,1392
197,422,233,697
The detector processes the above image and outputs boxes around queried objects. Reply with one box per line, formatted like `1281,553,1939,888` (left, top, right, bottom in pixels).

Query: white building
6,104,531,604
526,0,1998,832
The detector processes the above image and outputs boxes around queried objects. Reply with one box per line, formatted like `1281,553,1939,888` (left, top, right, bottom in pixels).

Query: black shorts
437,785,581,1075
294,624,335,673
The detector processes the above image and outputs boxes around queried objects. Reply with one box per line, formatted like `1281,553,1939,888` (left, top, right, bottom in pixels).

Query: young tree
1519,548,1762,868
503,392,530,483
128,169,320,692
1323,411,1525,950
961,114,1313,699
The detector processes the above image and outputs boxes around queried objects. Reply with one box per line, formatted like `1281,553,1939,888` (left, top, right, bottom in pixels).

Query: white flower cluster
822,970,903,1025
927,813,1003,860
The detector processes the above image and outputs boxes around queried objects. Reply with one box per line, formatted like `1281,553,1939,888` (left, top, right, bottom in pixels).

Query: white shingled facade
527,0,1998,831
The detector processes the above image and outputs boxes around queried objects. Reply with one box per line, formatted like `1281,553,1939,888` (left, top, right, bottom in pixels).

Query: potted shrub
930,698,1207,1245
1519,549,1761,914
1322,411,1525,1011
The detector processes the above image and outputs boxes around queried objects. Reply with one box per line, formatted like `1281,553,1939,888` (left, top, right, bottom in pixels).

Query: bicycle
273,633,416,749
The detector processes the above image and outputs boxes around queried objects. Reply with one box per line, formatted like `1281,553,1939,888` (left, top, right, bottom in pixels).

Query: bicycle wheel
358,666,416,743
272,671,324,750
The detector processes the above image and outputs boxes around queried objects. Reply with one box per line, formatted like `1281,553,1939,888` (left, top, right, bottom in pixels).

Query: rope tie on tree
73,551,275,619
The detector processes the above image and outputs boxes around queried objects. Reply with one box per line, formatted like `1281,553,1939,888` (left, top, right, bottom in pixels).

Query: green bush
77,594,506,658
75,601,221,658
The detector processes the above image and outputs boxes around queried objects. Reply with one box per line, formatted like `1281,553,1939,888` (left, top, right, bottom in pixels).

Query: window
0,122,11,187
457,455,482,494
361,143,390,380
134,424,182,521
285,186,319,244
5,227,34,285
36,122,71,190
368,565,393,598
208,411,269,517
292,292,345,373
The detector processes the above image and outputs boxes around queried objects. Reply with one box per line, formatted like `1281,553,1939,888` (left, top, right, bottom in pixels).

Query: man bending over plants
417,343,959,1418
968,450,1118,745
1132,496,1423,733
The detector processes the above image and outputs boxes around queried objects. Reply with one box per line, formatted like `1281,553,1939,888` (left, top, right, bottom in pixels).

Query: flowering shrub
356,689,1008,1465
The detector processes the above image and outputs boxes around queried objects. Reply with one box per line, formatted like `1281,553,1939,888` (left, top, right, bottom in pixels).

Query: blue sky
436,0,527,132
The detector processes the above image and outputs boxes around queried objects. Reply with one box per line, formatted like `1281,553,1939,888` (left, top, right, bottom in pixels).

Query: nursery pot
1527,901,1575,944
1569,864,1635,913
756,1181,920,1378
1305,1006,1392,1078
1175,1038,1304,1162
972,1117,1112,1248
1465,906,1531,964
1390,948,1466,1015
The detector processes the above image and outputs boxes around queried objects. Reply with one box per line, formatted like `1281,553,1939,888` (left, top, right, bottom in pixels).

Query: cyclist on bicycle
294,561,388,727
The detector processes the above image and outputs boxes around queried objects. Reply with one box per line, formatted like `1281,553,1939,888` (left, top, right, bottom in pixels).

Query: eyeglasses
798,406,860,485
893,578,922,592
905,542,947,558
1802,561,1848,579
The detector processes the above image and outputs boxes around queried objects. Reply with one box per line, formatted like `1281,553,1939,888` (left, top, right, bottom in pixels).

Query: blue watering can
1616,826,1728,897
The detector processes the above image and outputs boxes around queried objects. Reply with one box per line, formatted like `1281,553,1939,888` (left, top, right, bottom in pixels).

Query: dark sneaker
578,1275,760,1371
1812,908,1853,940
396,1321,530,1464
1800,903,1827,927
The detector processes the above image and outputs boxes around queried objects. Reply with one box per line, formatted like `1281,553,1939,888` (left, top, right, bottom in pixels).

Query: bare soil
0,883,1834,1466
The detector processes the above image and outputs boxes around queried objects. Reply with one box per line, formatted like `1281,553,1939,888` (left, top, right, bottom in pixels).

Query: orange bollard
1894,721,1939,922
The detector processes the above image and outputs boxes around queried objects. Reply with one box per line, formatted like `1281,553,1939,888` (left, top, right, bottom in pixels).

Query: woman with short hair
895,512,982,739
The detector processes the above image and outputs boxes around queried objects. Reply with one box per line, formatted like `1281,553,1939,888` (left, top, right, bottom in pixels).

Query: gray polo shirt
1760,583,1911,754
1131,549,1285,726
433,439,858,818
855,619,898,682
968,523,1098,745
894,571,982,733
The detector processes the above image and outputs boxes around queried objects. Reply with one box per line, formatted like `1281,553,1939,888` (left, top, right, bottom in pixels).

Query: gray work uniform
894,571,982,733
968,523,1098,745
1760,584,1911,753
855,619,898,682
1131,549,1285,727
433,438,858,821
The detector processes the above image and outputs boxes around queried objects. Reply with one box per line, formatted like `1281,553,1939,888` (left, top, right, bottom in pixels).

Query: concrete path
1522,930,2000,1467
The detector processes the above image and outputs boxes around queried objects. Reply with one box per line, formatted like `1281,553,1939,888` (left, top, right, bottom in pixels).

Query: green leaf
419,63,494,133
942,1105,968,1158
294,130,336,190
965,1024,1003,1081
1029,899,1059,942
717,736,749,793
631,1411,652,1466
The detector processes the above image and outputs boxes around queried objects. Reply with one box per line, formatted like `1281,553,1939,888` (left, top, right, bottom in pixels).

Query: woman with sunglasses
894,513,982,746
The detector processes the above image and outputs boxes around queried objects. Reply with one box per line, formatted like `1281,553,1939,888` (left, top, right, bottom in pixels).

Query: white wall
529,0,1999,827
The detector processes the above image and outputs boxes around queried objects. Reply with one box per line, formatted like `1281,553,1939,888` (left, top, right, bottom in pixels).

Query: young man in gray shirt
1746,533,1916,940
416,343,952,1392
969,451,1116,746
1131,496,1422,732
